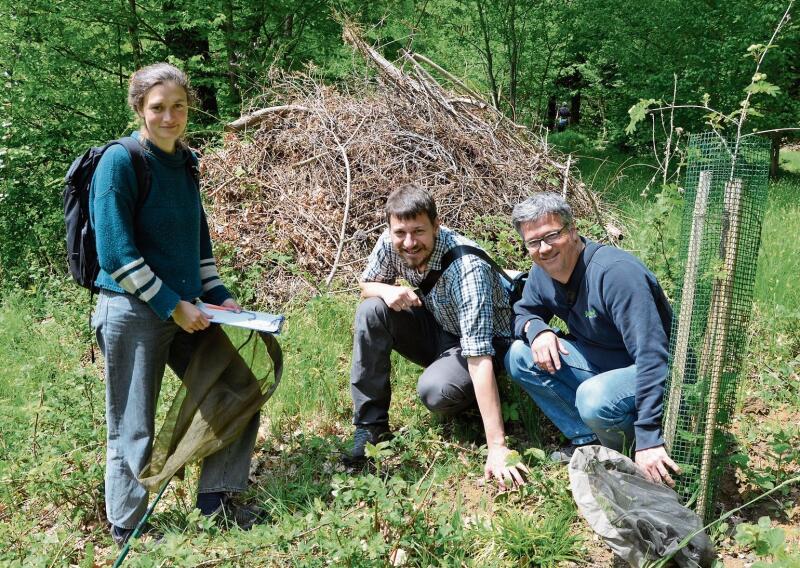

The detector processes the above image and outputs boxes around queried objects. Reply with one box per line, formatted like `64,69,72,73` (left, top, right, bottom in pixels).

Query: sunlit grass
779,149,800,174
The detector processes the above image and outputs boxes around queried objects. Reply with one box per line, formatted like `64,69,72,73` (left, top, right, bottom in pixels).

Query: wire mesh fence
662,132,770,521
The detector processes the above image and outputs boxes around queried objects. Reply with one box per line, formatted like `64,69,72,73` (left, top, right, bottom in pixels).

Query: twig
324,115,367,287
663,74,678,187
32,386,44,459
729,1,794,177
389,452,441,560
47,531,75,568
421,439,480,453
410,52,485,101
742,126,800,138
292,505,361,540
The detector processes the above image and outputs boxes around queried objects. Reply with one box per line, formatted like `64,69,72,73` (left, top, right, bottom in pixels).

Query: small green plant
731,423,800,514
469,501,584,567
735,516,800,567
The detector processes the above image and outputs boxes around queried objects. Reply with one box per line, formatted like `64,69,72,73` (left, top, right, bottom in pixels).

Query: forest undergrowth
1,154,799,567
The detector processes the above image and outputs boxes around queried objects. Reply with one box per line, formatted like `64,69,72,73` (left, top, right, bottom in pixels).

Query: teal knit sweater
89,132,231,320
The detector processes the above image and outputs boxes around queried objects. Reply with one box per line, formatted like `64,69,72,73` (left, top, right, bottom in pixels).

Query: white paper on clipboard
196,303,285,334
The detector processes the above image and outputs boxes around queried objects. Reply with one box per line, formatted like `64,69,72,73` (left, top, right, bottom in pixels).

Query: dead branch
201,27,617,310
226,104,311,132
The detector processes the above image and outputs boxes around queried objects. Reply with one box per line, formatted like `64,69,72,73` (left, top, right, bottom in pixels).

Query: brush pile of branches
201,24,613,309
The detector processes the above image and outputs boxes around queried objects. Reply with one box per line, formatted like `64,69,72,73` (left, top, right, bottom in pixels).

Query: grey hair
127,63,195,114
511,192,574,235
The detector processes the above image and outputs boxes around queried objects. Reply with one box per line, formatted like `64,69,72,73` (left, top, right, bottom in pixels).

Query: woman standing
90,63,258,545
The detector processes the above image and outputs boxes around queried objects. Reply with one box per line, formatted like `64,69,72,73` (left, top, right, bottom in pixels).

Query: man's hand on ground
530,331,569,374
635,445,681,487
382,286,422,311
484,445,529,489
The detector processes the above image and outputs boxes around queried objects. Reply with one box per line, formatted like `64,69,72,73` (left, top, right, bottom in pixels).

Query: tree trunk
770,135,781,179
506,0,518,118
475,0,500,109
547,96,557,131
127,0,141,69
163,1,218,121
570,91,581,125
223,0,241,105
283,13,293,37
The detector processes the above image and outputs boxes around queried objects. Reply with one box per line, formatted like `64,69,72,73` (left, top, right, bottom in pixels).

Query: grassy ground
1,143,799,566
780,149,800,174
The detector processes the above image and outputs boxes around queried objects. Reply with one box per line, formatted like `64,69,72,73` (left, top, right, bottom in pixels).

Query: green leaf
746,81,781,96
771,442,791,455
728,453,749,468
504,450,522,468
524,447,547,463
626,98,658,134
764,527,786,556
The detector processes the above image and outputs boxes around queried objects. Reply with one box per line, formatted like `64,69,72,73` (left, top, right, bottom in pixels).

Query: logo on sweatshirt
584,308,598,319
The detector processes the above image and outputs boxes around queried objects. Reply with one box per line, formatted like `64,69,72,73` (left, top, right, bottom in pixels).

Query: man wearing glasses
504,193,680,486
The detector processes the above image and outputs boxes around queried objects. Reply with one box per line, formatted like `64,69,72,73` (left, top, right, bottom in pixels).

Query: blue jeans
93,291,258,529
504,339,636,451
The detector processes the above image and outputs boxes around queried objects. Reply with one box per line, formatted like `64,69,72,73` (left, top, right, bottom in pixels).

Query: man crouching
504,192,680,485
344,183,527,488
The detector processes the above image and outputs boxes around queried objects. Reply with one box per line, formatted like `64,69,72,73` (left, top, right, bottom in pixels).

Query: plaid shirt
361,226,512,357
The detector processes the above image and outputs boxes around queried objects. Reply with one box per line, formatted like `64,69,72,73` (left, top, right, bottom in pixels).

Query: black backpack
63,137,200,292
417,245,528,306
63,137,151,292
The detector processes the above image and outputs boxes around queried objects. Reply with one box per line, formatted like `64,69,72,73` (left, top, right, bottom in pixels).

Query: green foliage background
1,1,800,563
1,0,799,290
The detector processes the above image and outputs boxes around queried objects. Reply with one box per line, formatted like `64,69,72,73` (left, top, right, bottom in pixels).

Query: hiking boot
110,523,161,548
111,525,134,547
549,441,597,464
207,495,266,531
342,424,391,466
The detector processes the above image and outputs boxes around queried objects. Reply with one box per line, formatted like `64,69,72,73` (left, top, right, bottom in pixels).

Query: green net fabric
138,325,283,491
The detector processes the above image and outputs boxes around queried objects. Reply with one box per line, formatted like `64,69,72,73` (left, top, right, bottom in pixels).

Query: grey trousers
350,297,509,427
93,291,259,529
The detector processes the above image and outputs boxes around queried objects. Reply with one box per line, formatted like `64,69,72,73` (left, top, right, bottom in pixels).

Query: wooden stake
663,170,711,450
696,178,743,518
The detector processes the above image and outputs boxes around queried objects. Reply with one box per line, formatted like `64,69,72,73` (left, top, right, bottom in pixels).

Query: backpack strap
112,138,199,208
115,137,152,210
418,245,512,296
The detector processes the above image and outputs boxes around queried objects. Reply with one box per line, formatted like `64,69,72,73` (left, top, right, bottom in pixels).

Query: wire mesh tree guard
662,132,770,521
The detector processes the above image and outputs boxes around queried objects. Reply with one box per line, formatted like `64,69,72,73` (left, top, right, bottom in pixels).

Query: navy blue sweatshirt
513,239,672,450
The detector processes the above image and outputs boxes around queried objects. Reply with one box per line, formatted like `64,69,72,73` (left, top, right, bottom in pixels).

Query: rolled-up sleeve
451,258,496,357
360,233,397,284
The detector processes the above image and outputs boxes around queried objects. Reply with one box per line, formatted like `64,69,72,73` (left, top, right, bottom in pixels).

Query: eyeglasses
523,225,569,251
